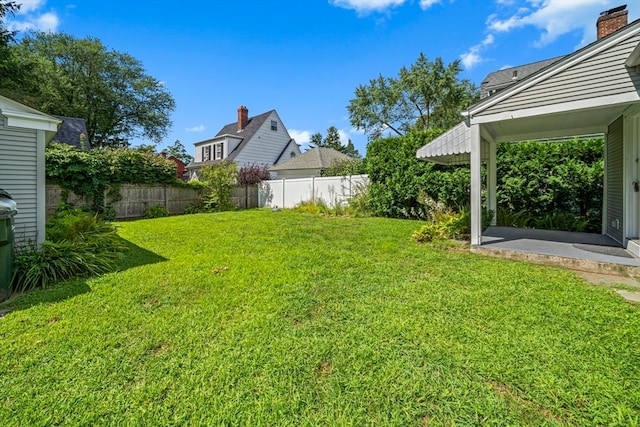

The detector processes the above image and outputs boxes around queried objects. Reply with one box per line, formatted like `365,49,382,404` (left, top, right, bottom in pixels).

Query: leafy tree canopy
0,1,18,46
162,140,194,165
348,53,478,141
0,32,175,148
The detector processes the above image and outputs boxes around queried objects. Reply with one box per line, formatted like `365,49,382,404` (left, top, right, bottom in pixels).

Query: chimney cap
601,4,626,16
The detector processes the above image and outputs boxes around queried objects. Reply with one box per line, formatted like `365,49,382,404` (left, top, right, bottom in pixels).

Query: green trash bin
0,189,18,302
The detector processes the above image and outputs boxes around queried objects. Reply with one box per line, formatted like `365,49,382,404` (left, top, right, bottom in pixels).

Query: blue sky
7,0,640,156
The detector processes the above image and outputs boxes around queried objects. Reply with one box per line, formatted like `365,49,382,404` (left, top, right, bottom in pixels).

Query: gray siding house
417,6,640,252
187,106,301,179
0,95,60,245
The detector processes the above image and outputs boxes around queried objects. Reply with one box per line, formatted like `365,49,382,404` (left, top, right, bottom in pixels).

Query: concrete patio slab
472,226,640,278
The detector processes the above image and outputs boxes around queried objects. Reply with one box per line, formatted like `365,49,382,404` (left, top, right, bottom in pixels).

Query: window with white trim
202,145,211,161
215,143,224,160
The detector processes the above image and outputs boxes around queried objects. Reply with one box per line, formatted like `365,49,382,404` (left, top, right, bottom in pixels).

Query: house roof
188,109,278,168
270,147,351,171
480,56,564,98
51,116,89,149
418,17,640,165
469,18,640,117
216,110,275,162
0,94,61,134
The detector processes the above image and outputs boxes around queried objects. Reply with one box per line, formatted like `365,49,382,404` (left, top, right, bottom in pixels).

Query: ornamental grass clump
11,209,125,293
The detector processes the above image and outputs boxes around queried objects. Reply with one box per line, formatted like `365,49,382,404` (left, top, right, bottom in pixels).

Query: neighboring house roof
417,17,640,165
480,56,565,99
271,147,351,171
214,110,274,162
51,116,89,149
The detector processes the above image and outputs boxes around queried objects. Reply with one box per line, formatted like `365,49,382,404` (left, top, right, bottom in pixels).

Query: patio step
627,239,640,258
471,246,640,278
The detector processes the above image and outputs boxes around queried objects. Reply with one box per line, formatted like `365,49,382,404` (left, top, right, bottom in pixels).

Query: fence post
312,176,315,204
282,179,286,208
164,186,168,210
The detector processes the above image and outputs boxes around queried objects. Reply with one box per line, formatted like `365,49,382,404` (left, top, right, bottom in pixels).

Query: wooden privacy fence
258,174,369,209
46,184,259,220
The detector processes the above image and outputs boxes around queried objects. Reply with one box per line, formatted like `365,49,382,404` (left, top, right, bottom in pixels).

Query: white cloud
186,125,206,132
289,129,313,144
330,0,406,14
16,0,47,14
460,33,495,70
7,0,60,32
488,0,613,47
338,129,351,144
419,0,443,9
330,0,443,13
8,12,59,32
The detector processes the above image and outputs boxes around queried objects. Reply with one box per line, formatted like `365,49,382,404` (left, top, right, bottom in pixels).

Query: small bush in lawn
412,210,467,242
145,205,169,219
293,199,331,215
11,210,125,292
199,162,237,212
345,181,371,217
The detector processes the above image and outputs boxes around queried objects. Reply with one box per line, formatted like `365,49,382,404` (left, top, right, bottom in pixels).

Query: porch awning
416,121,489,165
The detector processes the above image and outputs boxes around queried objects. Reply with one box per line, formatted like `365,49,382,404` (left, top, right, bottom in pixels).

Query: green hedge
46,143,179,212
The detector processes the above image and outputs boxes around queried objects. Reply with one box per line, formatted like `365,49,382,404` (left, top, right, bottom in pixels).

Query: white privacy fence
258,174,369,209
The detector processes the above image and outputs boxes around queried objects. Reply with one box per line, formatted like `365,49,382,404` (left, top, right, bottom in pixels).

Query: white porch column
470,124,482,246
487,141,497,226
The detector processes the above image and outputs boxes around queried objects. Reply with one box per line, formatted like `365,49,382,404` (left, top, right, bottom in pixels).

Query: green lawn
1,210,639,426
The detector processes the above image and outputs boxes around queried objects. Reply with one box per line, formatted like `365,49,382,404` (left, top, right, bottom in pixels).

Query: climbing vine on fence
46,143,179,214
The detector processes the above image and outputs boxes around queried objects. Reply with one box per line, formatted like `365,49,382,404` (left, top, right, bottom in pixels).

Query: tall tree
0,1,18,44
1,32,175,148
347,53,478,140
0,1,19,84
309,126,361,158
163,140,193,164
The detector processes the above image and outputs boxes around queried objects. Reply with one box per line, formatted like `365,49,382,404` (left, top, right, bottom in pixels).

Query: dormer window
271,120,277,131
215,143,223,160
512,70,518,80
202,145,211,161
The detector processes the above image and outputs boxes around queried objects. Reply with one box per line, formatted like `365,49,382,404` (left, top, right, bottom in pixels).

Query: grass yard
1,210,640,426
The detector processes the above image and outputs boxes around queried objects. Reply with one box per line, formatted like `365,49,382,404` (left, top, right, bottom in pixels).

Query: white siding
233,111,294,168
479,32,640,116
274,139,302,165
0,116,39,244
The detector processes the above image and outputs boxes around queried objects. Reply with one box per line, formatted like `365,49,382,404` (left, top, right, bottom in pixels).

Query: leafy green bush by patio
12,209,125,292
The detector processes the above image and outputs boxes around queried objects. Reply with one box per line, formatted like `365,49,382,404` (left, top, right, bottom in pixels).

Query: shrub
237,163,271,185
411,197,494,243
199,162,238,212
12,241,116,292
293,199,331,215
344,180,371,217
12,210,125,292
46,143,180,213
412,210,467,243
144,205,169,218
323,158,366,177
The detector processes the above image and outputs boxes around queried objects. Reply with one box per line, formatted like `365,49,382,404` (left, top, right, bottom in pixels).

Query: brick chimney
237,105,248,131
597,5,628,39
